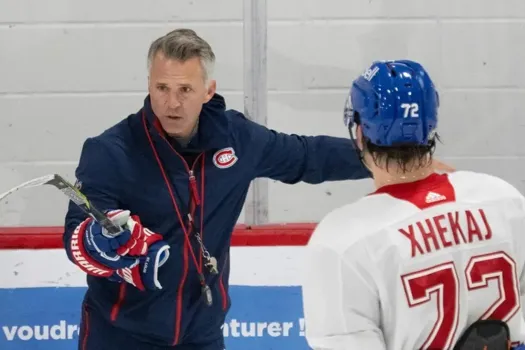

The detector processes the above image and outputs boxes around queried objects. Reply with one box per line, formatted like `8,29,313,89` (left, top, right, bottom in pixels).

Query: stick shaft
0,174,123,236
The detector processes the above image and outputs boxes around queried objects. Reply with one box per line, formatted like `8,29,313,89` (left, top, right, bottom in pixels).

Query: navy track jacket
63,93,370,347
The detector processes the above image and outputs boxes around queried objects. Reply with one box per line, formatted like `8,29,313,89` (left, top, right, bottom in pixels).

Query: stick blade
0,174,57,202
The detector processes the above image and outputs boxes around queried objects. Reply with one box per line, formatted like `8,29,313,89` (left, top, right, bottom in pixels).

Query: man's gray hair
147,28,215,81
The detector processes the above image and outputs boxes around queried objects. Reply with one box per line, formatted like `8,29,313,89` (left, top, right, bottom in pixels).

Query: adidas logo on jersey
425,191,447,204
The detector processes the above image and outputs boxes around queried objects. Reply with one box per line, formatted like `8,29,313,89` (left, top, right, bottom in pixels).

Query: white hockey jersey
302,171,525,350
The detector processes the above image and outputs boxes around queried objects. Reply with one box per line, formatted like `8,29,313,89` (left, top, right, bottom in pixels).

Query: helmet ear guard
343,93,368,168
343,92,362,135
343,93,356,129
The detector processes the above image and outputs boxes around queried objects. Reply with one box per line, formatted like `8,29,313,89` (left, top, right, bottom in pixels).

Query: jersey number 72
401,251,520,349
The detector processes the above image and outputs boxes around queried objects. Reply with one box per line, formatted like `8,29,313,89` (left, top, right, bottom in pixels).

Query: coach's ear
204,79,217,103
432,158,455,173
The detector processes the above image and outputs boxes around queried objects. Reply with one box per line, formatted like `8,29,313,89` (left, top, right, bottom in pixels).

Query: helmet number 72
401,103,419,118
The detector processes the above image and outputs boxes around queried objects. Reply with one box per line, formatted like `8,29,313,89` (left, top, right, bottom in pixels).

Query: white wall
1,0,524,225
1,246,304,288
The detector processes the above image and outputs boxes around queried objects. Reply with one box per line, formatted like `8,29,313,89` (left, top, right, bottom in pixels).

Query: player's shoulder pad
448,170,524,201
308,205,351,253
308,197,381,253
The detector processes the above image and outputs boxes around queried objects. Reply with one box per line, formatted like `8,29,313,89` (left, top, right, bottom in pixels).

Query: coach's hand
69,209,163,278
112,241,170,291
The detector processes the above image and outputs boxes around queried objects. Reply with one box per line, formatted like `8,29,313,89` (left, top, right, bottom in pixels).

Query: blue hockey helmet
344,60,439,147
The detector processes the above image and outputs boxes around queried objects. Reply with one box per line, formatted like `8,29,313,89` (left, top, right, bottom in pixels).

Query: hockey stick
0,174,123,236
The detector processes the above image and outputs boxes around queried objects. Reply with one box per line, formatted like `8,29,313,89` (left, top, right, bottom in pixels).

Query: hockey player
301,59,525,350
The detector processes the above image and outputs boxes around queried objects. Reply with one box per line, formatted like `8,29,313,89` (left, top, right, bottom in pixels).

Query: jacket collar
143,93,231,151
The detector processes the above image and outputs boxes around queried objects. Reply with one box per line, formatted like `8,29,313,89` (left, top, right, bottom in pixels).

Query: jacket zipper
142,114,215,345
165,149,205,345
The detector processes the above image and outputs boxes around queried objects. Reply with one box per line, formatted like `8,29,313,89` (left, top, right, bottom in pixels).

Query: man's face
148,52,216,138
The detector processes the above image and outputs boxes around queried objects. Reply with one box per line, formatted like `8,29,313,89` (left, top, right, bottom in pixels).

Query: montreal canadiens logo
213,147,238,169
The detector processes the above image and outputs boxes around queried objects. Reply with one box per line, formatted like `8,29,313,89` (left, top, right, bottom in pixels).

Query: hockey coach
62,28,453,349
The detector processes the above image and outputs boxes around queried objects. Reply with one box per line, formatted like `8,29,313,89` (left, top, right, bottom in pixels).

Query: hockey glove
112,241,170,291
69,209,163,278
453,319,511,350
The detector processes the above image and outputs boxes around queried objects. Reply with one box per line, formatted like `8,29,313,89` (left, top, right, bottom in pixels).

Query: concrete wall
1,0,524,225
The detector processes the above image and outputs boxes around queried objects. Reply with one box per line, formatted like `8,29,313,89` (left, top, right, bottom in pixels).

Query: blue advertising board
0,286,311,349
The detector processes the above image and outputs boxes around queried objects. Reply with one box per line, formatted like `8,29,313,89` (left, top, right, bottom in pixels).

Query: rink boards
0,246,311,350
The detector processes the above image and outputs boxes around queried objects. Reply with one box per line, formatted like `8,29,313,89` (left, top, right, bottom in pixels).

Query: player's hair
361,128,440,173
147,28,216,82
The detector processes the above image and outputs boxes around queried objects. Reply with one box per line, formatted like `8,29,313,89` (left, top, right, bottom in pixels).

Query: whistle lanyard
142,113,217,306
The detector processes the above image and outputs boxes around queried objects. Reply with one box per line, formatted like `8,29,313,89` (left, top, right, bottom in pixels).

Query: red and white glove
69,209,163,278
114,211,164,257
112,241,170,291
